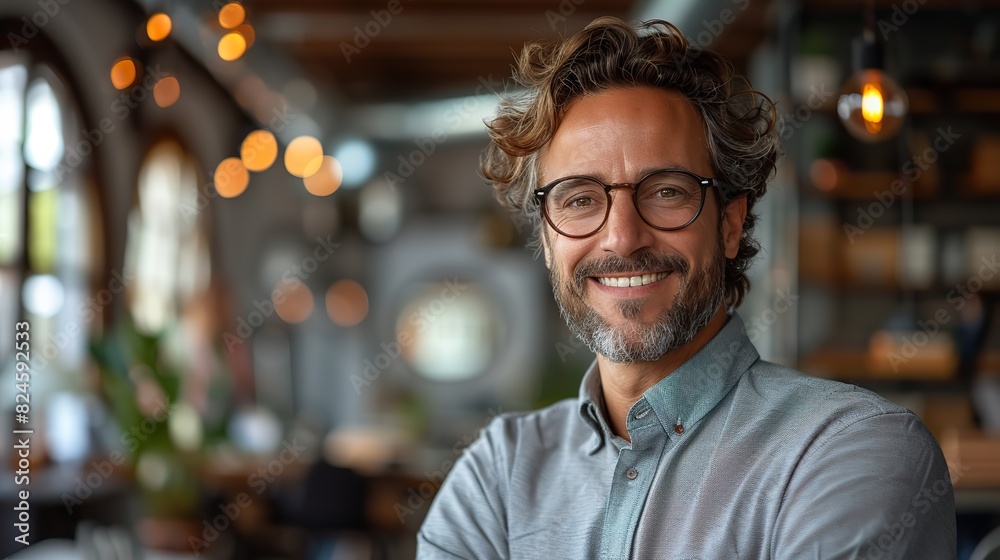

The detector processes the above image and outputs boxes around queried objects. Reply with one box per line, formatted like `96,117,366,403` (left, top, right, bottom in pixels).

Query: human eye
654,186,682,199
641,173,698,203
551,179,603,210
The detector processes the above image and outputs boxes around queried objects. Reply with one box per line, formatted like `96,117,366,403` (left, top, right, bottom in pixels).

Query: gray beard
550,236,726,364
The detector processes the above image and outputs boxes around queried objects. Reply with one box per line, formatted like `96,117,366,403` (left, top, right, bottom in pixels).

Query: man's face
538,87,746,363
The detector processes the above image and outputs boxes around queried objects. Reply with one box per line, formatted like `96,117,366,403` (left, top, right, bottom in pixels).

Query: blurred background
1,0,1000,558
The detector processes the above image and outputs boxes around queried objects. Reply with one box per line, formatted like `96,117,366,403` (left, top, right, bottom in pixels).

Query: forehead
539,86,712,182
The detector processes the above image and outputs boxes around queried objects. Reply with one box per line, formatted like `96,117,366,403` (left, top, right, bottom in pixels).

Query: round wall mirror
394,280,503,382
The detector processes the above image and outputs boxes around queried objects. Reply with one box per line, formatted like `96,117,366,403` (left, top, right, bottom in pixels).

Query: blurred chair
272,460,382,559
972,525,1000,560
278,460,369,531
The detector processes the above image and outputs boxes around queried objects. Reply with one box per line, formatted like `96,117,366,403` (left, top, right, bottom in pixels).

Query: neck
596,305,730,443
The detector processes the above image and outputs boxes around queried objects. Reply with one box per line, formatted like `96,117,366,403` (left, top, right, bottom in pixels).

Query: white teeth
596,272,670,287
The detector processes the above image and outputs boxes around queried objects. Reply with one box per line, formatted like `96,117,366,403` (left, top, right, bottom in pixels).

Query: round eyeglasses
533,168,738,238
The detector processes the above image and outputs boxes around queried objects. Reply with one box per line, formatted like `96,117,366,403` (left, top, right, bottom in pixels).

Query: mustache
573,249,690,289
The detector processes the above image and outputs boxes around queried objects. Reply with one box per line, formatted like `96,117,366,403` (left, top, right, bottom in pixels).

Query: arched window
0,51,103,386
124,140,211,334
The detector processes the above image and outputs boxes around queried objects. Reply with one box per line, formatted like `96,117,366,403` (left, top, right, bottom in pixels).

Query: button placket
599,417,668,559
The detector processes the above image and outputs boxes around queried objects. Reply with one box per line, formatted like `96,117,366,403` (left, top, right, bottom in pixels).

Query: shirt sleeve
771,410,956,559
416,417,509,560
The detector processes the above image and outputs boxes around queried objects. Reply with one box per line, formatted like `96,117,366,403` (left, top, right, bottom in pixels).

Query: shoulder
734,359,942,457
476,398,588,454
740,359,908,418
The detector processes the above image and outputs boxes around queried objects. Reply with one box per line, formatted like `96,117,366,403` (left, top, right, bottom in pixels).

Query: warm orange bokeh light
284,136,324,178
214,157,250,198
810,159,839,192
235,23,255,49
110,58,137,90
304,156,344,196
240,130,278,172
275,279,314,324
153,76,180,107
326,280,368,327
146,13,172,41
218,3,246,29
218,32,247,61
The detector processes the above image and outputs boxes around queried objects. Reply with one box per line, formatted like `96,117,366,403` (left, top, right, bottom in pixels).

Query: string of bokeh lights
109,2,344,202
106,2,359,328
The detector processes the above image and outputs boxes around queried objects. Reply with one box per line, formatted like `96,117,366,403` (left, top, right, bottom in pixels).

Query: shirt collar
578,359,609,454
576,311,760,454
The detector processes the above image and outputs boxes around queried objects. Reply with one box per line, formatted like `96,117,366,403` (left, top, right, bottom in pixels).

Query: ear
721,196,747,260
541,226,553,270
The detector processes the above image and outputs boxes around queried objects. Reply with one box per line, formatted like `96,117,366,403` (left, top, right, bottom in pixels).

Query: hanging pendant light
837,0,909,142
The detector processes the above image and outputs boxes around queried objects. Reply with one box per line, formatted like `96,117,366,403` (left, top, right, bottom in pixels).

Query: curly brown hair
481,16,780,310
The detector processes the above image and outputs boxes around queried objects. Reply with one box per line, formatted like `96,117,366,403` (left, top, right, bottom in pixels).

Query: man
418,16,955,559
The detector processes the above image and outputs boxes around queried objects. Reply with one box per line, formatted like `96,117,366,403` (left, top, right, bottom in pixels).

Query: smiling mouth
592,271,671,288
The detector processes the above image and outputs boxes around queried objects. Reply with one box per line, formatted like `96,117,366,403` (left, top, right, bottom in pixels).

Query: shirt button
674,423,685,435
626,467,638,480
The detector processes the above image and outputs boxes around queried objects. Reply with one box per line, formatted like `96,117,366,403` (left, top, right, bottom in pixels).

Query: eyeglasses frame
533,167,740,239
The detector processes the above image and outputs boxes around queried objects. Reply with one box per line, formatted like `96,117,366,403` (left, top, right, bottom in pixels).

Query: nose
597,187,656,257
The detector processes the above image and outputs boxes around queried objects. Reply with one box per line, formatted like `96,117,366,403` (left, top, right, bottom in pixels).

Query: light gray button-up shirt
417,313,956,559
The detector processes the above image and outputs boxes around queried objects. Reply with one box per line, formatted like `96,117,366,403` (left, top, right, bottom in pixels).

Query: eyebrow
544,163,692,184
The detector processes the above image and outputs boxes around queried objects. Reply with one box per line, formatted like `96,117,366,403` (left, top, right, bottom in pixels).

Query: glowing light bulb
838,70,906,142
837,35,908,143
861,83,883,133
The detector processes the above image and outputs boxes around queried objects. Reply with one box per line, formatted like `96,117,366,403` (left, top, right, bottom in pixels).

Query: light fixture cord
864,0,876,40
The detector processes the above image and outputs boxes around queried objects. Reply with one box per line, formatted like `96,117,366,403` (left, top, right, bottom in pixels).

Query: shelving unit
782,11,1000,515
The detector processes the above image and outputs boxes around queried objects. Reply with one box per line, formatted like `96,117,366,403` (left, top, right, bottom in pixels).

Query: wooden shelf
798,276,1000,296
941,430,1000,489
806,158,938,199
799,346,957,383
979,351,1000,373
